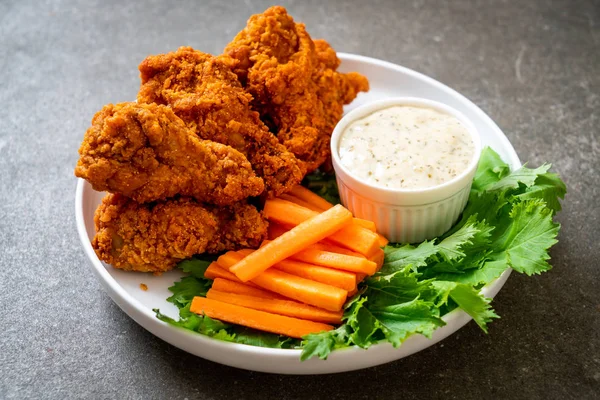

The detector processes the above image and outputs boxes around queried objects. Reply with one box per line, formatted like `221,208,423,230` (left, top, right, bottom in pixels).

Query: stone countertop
1,0,598,398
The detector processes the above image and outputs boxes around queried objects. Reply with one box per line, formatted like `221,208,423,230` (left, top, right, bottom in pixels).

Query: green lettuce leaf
490,200,560,275
517,172,566,213
432,282,499,332
156,147,566,361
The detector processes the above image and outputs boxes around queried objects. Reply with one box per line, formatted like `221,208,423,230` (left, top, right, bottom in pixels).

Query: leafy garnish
155,147,565,361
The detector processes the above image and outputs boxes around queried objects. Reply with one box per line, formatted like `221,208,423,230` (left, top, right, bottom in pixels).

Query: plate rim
75,52,521,373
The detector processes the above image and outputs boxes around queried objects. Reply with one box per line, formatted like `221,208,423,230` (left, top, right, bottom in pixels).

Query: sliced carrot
204,262,243,282
370,248,385,271
290,185,334,211
217,251,243,270
272,259,357,292
313,241,367,258
217,250,349,310
236,249,254,257
230,204,353,282
252,269,347,311
234,249,356,292
263,199,379,256
377,233,389,247
268,227,369,261
190,297,333,339
353,249,385,285
290,247,377,275
329,222,381,257
206,289,343,324
210,278,282,299
279,194,322,212
353,218,377,232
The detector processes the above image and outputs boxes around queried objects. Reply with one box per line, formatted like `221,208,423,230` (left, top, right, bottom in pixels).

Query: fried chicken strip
137,47,304,197
75,102,264,205
93,194,268,273
224,6,369,172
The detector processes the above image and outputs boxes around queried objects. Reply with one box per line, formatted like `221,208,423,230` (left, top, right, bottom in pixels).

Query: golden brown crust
137,47,304,197
224,6,369,172
93,194,268,273
74,102,264,205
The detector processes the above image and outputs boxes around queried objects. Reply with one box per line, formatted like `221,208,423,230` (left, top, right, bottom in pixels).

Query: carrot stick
268,227,368,261
211,278,282,299
251,269,348,311
263,199,379,256
217,251,243,270
329,222,381,257
377,233,389,247
204,262,244,282
279,194,322,212
290,185,334,211
190,297,333,338
272,259,357,292
370,248,385,271
235,249,356,292
218,250,349,311
230,204,353,282
313,241,367,258
290,248,377,275
353,218,377,232
206,289,343,324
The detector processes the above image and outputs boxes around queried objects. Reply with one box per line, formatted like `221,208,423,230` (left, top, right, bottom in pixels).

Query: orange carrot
204,262,244,282
252,269,347,311
353,218,377,232
290,247,377,275
290,185,334,211
211,278,282,299
377,233,389,247
370,248,385,271
190,297,333,339
329,222,381,257
313,241,367,258
217,250,349,311
217,251,244,270
206,289,343,324
279,194,322,212
263,199,379,256
273,259,357,292
230,204,353,282
235,248,356,292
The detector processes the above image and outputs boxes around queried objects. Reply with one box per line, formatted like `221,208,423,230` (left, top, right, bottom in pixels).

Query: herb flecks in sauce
339,106,475,189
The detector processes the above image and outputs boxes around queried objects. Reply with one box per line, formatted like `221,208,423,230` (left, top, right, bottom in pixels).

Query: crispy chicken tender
137,47,304,197
93,194,268,273
75,102,264,205
224,6,369,172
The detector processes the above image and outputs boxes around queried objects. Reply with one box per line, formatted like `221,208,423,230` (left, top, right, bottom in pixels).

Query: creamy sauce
339,106,475,189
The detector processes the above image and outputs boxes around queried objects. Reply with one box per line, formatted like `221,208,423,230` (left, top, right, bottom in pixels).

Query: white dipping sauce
338,106,475,189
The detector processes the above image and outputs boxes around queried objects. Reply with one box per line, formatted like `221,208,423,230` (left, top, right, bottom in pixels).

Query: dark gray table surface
1,0,598,398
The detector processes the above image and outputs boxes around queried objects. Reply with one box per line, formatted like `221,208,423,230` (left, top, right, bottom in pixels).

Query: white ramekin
331,97,481,244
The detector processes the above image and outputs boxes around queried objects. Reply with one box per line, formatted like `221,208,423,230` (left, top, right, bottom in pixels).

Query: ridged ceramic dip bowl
331,97,481,243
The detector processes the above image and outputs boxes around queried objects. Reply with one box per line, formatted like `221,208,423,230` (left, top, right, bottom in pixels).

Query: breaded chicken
137,47,304,197
75,102,264,205
224,6,369,172
93,194,268,273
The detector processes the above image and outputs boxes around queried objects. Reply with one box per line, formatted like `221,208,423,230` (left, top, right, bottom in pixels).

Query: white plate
76,53,521,374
